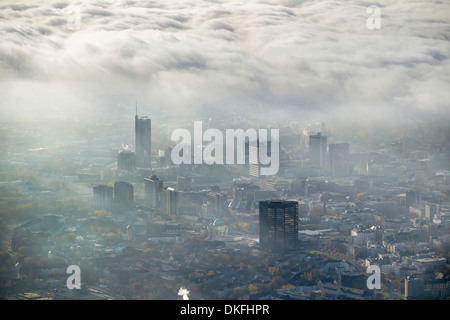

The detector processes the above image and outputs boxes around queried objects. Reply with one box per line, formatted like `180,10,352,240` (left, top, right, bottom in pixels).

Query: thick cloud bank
0,0,449,125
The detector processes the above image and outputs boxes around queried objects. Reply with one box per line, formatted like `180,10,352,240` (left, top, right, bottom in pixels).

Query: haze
0,0,449,128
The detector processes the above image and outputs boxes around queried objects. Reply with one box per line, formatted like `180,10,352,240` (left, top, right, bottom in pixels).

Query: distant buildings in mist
309,131,351,178
92,181,134,210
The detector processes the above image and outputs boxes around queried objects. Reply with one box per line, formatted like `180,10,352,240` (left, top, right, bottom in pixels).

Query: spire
135,102,138,117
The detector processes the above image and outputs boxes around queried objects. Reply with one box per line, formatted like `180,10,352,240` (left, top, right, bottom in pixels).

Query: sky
0,0,449,128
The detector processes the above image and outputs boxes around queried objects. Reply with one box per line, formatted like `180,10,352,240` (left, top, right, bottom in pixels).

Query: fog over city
1,0,449,125
0,0,449,303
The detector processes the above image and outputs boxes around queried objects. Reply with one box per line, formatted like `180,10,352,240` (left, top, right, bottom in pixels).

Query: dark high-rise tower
259,200,298,252
135,105,151,168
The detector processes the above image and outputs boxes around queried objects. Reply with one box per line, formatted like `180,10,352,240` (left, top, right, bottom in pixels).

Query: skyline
0,0,449,304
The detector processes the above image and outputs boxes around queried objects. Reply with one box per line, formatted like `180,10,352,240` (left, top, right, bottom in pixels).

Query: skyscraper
259,200,298,252
135,106,151,168
92,185,113,210
425,203,438,220
144,175,163,209
165,187,178,216
328,143,350,177
117,150,136,172
114,181,134,208
309,132,327,169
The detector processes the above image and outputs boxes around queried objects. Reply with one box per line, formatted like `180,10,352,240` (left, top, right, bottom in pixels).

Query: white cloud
0,0,449,125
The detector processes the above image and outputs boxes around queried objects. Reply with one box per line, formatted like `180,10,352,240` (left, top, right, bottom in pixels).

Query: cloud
0,0,449,126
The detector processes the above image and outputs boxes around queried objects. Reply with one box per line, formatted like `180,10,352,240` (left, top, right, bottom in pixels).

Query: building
309,132,327,169
135,108,151,168
406,190,420,207
351,227,376,246
204,192,229,217
92,185,113,210
405,276,424,300
338,273,366,290
144,175,163,209
114,181,134,208
424,279,450,299
328,143,350,177
165,187,178,216
425,203,438,220
259,200,298,252
117,150,136,172
232,180,259,202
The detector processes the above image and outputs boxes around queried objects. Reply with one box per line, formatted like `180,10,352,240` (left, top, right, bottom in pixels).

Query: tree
229,287,247,300
269,276,283,290
248,284,261,296
392,277,406,295
268,265,280,276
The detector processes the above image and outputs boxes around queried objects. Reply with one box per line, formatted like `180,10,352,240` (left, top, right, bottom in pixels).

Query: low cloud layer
0,0,449,127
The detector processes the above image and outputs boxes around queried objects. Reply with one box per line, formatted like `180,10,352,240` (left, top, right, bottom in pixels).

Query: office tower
205,192,229,217
405,276,424,300
425,203,438,220
309,132,327,169
406,190,420,207
117,150,136,172
321,122,327,136
114,181,134,208
166,187,178,216
144,175,163,209
165,146,173,166
259,200,298,252
135,108,151,168
92,185,113,210
328,143,350,177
